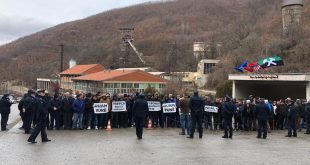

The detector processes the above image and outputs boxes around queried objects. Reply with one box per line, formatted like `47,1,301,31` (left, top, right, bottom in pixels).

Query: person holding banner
222,96,236,139
187,91,204,139
132,94,149,140
98,94,111,129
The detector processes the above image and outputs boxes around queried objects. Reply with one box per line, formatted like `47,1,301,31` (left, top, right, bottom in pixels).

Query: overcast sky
0,0,154,45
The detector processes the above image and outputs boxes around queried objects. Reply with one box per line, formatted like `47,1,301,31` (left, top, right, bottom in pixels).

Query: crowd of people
1,89,310,141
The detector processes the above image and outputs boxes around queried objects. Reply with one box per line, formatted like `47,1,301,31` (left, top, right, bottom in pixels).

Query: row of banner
94,101,219,114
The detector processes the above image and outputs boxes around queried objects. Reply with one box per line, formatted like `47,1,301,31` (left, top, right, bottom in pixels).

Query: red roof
60,64,104,75
72,70,168,83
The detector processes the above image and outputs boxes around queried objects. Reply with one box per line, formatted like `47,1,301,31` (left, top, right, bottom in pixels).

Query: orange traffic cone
106,120,112,131
147,118,152,129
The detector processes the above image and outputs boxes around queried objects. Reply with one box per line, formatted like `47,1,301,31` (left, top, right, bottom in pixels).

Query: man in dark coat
62,92,74,129
286,99,298,137
187,91,204,139
23,90,36,134
305,100,310,135
254,99,270,139
132,94,149,140
222,96,236,139
49,94,62,130
28,89,51,143
0,94,13,131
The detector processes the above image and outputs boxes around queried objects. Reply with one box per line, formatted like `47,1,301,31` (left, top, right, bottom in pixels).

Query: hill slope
0,0,309,88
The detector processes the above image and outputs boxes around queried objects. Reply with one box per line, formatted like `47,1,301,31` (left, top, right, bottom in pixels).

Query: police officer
305,100,310,135
222,96,236,139
254,99,270,139
28,89,51,143
23,90,36,134
286,98,297,137
0,94,13,131
187,91,204,139
132,94,149,140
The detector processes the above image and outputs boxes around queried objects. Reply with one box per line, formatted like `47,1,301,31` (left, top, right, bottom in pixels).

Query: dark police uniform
286,102,298,137
132,94,149,139
305,102,310,134
23,94,36,134
28,94,50,143
222,97,236,138
254,101,270,139
0,94,13,131
188,92,204,139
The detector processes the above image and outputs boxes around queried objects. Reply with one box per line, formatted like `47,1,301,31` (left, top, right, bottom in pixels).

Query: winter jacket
179,97,190,114
133,95,149,118
72,98,85,114
222,101,236,118
189,94,204,113
254,102,270,120
0,97,12,114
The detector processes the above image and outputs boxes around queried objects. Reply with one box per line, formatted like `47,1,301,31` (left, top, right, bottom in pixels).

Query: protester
49,94,62,130
86,94,98,130
98,94,111,129
242,100,253,131
254,99,270,139
72,94,85,130
179,94,190,135
62,92,74,129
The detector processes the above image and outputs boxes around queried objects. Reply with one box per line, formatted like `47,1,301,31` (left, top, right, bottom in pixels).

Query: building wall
282,5,303,31
233,80,307,100
73,81,167,94
60,75,80,90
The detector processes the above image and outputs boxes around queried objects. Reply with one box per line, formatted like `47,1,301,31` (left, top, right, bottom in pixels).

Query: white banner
93,103,109,114
204,105,218,113
162,103,176,113
147,101,161,112
112,101,127,112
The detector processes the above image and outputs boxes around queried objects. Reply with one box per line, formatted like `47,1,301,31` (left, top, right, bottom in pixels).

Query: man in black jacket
133,94,149,140
187,91,204,139
49,94,62,130
305,100,310,135
286,99,298,137
0,94,13,131
222,96,236,139
28,89,51,143
254,99,270,139
23,90,36,134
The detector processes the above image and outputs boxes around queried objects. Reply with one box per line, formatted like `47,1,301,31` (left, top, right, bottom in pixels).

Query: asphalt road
1,105,310,165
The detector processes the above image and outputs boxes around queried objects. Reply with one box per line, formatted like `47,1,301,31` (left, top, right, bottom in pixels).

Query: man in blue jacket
254,99,270,139
187,91,204,139
133,94,149,140
72,94,85,130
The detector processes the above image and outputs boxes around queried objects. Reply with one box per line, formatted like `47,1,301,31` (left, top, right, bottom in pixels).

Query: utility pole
60,44,64,72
